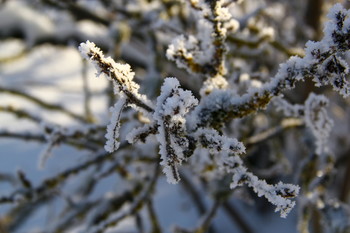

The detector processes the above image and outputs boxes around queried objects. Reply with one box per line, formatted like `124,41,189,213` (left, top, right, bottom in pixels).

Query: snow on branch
274,93,333,155
39,121,102,168
39,122,61,169
167,0,239,78
154,78,198,184
9,1,350,231
192,128,299,218
273,97,304,118
126,123,158,144
77,5,350,216
79,41,154,114
79,40,157,154
104,97,126,153
194,127,245,155
80,40,300,217
304,94,333,155
230,166,299,218
190,3,350,130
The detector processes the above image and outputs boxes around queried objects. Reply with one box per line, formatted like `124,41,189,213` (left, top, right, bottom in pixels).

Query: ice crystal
154,78,198,184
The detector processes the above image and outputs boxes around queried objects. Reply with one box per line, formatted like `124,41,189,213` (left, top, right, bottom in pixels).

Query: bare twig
147,198,162,233
82,59,94,123
0,105,41,123
0,86,87,123
0,131,45,142
92,162,160,233
222,201,254,233
245,118,304,146
40,0,110,26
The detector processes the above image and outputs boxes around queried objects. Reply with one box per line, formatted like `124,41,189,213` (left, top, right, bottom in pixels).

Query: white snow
104,97,126,153
153,77,198,184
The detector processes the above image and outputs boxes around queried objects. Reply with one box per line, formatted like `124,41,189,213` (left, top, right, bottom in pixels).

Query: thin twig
179,172,207,215
147,198,162,233
92,162,160,233
0,148,120,204
82,59,94,123
0,105,42,123
0,86,87,123
222,201,254,233
0,130,101,151
174,199,221,233
193,200,221,233
0,131,45,142
244,118,303,147
338,148,350,202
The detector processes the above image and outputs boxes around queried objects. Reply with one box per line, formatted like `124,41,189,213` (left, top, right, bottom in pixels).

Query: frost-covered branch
193,127,299,218
167,0,239,79
104,97,126,153
79,38,300,217
40,122,103,157
154,78,198,183
274,93,333,155
75,3,350,219
190,3,350,130
79,41,154,114
126,123,158,144
230,167,299,218
3,0,350,231
79,41,200,183
78,38,303,217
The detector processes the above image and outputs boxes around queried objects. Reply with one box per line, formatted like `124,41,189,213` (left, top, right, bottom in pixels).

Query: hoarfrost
274,93,333,155
304,94,333,155
104,97,126,153
154,78,198,184
193,127,299,218
79,40,154,116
